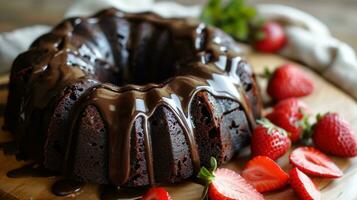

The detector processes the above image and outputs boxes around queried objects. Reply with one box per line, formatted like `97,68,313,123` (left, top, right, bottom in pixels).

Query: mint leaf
200,0,258,42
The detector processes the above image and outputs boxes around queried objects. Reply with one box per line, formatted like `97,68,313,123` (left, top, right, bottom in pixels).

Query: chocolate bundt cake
4,8,262,187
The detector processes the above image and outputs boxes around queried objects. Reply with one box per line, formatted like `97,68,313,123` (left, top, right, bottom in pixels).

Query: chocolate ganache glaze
4,7,262,192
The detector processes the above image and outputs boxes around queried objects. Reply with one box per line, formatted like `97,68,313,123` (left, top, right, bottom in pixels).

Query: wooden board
0,52,356,200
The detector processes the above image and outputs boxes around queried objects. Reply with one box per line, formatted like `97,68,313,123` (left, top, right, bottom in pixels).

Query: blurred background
0,0,356,50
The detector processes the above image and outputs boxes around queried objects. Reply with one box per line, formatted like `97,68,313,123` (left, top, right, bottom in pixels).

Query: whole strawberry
267,64,314,101
254,21,286,53
251,119,291,160
266,98,310,143
198,157,264,200
313,113,357,157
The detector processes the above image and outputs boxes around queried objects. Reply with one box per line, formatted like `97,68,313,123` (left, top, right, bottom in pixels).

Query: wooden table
0,52,356,199
0,0,356,51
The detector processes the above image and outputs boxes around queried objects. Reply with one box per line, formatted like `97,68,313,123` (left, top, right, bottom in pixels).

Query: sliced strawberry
198,157,264,200
242,156,289,192
289,147,343,178
210,168,264,200
290,167,321,200
141,187,172,200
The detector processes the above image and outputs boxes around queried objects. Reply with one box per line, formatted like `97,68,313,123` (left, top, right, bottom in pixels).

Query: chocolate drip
5,8,262,190
7,163,56,178
51,179,84,196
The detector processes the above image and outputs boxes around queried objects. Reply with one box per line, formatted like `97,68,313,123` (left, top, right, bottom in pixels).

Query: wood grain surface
0,52,356,200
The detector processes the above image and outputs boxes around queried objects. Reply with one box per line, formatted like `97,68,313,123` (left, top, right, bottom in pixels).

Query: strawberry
290,167,321,200
266,98,311,143
289,147,343,178
267,64,314,101
251,119,291,160
242,156,289,193
254,22,286,53
198,157,264,200
312,113,357,157
141,187,172,200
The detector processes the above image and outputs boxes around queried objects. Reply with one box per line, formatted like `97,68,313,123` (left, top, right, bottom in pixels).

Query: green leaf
263,67,272,78
200,0,257,42
241,7,257,18
197,166,215,183
257,118,288,136
210,157,218,172
235,19,249,40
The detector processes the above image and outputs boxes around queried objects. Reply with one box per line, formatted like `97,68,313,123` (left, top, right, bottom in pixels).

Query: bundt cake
4,8,262,187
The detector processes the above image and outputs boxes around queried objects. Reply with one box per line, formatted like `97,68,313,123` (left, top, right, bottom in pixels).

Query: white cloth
0,0,356,100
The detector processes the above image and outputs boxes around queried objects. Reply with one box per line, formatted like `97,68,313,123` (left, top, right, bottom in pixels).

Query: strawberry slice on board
198,157,264,200
289,147,343,178
141,187,172,200
290,167,321,200
242,156,289,193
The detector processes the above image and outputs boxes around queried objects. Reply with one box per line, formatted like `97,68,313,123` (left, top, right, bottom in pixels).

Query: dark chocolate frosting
4,8,262,188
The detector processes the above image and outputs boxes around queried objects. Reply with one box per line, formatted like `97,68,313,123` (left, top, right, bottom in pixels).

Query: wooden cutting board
0,52,356,200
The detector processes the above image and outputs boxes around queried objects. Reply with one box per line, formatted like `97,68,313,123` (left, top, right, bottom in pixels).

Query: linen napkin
0,0,356,100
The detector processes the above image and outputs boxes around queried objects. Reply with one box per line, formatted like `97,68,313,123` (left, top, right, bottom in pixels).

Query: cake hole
69,93,77,101
177,160,182,171
209,128,218,139
81,25,195,87
116,33,125,40
230,121,239,129
183,157,187,163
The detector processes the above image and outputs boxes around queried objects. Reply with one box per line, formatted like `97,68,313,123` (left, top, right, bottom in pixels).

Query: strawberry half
266,98,311,143
198,157,264,200
290,167,321,200
141,187,172,200
242,156,289,193
289,147,343,178
267,64,314,101
313,113,357,157
251,119,291,160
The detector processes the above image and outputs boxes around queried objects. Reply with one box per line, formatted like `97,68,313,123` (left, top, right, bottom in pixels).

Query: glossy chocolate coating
4,8,262,188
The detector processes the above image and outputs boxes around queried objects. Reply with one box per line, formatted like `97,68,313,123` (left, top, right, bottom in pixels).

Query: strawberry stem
263,67,273,79
210,157,218,172
197,157,218,199
197,157,218,183
197,167,215,183
257,118,288,136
